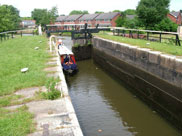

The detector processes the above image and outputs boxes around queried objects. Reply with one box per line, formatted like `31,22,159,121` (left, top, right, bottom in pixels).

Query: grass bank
95,33,182,56
0,36,49,96
0,35,49,136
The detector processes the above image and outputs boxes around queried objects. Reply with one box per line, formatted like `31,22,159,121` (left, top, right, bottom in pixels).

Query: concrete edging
56,48,84,136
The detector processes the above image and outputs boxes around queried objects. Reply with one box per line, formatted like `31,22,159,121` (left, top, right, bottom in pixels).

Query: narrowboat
57,40,78,75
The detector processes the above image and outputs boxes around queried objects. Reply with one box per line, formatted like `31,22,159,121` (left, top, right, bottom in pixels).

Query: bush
124,18,138,29
115,16,125,27
154,18,178,32
41,90,60,100
42,78,61,100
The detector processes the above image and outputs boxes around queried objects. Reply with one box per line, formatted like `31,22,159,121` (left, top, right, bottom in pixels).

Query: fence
0,29,36,42
112,27,181,46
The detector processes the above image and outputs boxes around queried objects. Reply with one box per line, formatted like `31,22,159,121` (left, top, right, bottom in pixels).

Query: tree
95,11,104,14
31,6,58,26
124,9,136,15
113,10,121,13
124,18,138,29
115,11,126,27
49,6,59,24
31,9,49,25
69,10,89,15
21,17,33,20
0,5,20,32
136,0,170,29
115,16,125,27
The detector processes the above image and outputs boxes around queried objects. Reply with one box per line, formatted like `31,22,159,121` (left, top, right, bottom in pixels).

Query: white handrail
49,35,56,52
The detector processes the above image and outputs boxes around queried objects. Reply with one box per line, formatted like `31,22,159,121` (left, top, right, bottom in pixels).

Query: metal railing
0,29,36,42
111,27,181,46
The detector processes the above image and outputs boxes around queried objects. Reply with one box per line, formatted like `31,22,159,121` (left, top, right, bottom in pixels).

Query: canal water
62,37,181,136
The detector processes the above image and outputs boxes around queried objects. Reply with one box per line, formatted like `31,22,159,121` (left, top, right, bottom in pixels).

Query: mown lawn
0,35,49,136
0,36,49,96
95,33,182,56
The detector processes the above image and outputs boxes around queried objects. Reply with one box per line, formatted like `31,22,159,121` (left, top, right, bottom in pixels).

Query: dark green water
67,59,181,136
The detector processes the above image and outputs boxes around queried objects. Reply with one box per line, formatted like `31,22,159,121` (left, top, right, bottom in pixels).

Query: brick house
95,12,121,27
55,16,68,30
20,20,36,28
55,12,121,28
78,14,99,28
63,14,83,30
55,16,68,25
167,10,182,25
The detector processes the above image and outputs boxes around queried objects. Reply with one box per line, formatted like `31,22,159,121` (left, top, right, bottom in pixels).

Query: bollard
21,31,22,37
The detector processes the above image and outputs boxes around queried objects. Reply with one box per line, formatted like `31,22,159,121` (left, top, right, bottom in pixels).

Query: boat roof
58,45,73,55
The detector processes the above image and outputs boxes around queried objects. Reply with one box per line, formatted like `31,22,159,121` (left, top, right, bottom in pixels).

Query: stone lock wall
72,39,92,61
92,37,182,130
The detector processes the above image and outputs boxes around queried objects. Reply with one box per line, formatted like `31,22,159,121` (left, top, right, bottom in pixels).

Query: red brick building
55,16,68,25
78,14,99,27
167,11,182,25
55,12,121,28
95,12,120,27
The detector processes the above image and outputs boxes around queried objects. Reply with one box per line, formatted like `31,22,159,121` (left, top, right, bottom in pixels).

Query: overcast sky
0,0,181,17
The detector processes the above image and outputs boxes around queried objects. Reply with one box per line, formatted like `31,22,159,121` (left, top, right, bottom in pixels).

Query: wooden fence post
11,32,13,39
159,33,162,43
147,32,149,40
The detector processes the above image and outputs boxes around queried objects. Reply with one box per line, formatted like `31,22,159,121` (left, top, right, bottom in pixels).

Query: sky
0,0,181,17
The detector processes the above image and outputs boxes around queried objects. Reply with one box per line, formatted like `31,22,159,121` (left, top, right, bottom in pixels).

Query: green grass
60,32,71,36
95,33,182,56
0,95,22,107
0,36,49,96
0,35,49,136
0,106,34,136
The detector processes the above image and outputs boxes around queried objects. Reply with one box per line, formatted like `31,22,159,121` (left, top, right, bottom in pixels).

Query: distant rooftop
79,14,99,21
126,15,136,20
56,16,68,22
170,11,180,18
64,14,83,21
95,12,120,20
